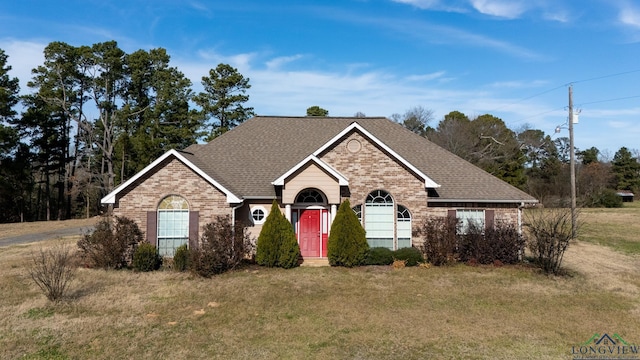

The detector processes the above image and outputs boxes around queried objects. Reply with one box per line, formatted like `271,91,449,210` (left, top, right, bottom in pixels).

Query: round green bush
132,243,161,272
393,247,424,267
365,247,394,265
173,244,189,272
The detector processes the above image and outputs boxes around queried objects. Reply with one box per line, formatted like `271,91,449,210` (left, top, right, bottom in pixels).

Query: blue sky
1,0,639,156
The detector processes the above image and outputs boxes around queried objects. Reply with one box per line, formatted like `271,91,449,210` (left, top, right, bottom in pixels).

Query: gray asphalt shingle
183,116,537,203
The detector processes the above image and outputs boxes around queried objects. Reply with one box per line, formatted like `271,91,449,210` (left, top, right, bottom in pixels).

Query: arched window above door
295,189,325,203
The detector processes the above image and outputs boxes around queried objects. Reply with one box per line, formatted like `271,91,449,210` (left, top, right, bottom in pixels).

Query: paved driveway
0,225,94,247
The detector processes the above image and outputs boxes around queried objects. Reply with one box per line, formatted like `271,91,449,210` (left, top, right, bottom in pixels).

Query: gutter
427,198,538,204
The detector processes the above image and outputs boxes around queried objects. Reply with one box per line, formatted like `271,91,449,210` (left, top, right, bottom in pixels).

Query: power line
571,69,640,85
577,95,640,107
488,68,640,115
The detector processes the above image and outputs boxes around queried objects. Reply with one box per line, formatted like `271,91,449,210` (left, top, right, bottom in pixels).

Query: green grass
579,201,640,254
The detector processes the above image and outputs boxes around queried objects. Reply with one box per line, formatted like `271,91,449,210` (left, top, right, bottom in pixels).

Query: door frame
292,206,329,258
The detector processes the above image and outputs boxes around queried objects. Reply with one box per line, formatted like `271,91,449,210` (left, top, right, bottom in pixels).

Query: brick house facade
103,116,537,259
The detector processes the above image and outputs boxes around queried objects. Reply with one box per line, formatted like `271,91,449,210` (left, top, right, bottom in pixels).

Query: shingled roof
183,116,537,203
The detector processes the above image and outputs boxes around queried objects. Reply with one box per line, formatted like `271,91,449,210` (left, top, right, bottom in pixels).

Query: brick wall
320,132,429,240
112,157,232,239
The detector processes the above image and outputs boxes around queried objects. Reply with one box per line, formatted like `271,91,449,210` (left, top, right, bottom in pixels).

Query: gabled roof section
272,155,349,186
181,116,537,203
101,149,242,205
313,122,441,189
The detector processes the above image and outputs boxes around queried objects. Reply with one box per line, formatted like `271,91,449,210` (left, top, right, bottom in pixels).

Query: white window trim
251,206,268,225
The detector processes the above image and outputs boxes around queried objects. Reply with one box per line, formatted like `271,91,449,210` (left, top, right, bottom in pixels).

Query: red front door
299,209,320,258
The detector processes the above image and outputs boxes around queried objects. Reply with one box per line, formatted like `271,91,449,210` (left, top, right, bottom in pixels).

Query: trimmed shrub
393,247,424,266
417,215,459,266
189,215,253,277
28,243,76,302
132,243,161,272
173,244,189,272
327,199,369,267
365,247,394,265
77,216,144,269
255,201,300,269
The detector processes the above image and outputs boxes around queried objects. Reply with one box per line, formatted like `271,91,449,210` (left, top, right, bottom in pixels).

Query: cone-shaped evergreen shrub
327,199,369,267
276,214,300,269
256,201,300,268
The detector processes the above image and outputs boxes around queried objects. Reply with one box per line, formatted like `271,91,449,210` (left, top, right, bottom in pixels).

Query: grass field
580,201,640,254
1,205,639,359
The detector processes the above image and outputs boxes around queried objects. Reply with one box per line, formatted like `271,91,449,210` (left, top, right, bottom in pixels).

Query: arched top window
296,189,325,203
397,205,411,221
366,190,393,204
158,195,189,210
157,195,189,257
352,204,362,223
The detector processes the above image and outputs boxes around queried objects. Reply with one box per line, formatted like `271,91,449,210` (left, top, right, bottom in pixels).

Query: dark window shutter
447,210,457,219
146,211,157,247
485,210,495,230
189,211,199,249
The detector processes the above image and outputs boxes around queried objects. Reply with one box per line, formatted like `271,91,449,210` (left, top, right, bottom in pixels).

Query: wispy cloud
266,55,305,70
488,79,550,88
327,11,546,60
392,0,571,22
405,71,447,82
0,39,45,93
390,0,468,12
469,0,528,19
618,1,640,28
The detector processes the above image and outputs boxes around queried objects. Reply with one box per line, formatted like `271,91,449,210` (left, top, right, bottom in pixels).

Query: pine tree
327,199,369,267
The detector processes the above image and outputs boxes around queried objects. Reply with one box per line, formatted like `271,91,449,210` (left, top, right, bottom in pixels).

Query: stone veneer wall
112,157,232,239
319,132,429,241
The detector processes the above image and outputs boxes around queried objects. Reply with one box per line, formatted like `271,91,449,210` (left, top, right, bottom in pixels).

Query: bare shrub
28,243,76,302
189,215,254,277
458,222,525,265
525,208,577,275
416,216,459,266
77,216,143,269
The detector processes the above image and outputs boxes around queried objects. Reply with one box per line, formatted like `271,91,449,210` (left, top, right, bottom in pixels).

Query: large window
456,209,485,234
364,190,395,250
396,205,412,249
157,195,189,257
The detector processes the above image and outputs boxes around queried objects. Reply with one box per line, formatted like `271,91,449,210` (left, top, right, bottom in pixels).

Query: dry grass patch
2,240,640,359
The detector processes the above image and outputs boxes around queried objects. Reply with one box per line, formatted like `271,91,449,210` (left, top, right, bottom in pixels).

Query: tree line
1,42,639,223
0,42,253,222
391,106,640,207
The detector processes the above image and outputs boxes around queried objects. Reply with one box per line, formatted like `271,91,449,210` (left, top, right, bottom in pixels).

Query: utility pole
568,84,577,238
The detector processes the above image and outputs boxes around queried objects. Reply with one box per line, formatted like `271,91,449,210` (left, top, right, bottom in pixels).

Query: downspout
231,201,245,238
518,202,524,235
518,202,524,260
